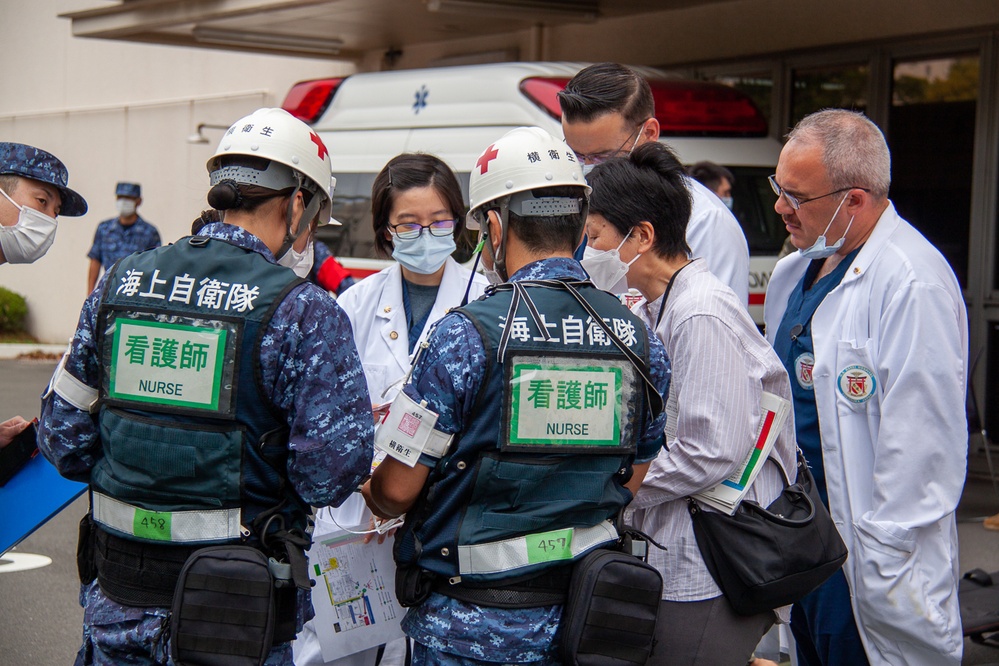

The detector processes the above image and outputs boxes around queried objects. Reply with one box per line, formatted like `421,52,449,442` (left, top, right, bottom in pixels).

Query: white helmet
467,126,590,230
207,107,339,226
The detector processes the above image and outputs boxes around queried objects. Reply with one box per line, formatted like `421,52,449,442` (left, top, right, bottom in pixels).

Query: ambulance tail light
281,77,346,124
520,77,570,121
650,80,768,137
520,76,768,137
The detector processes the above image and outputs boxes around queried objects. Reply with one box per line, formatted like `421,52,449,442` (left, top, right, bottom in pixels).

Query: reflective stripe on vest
93,492,242,543
457,520,618,577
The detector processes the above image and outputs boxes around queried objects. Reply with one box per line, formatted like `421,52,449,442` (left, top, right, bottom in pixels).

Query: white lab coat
293,256,488,666
764,203,968,665
685,176,750,306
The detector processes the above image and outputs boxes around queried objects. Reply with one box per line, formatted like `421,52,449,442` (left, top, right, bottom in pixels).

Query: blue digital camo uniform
38,222,374,666
87,216,161,271
399,257,671,665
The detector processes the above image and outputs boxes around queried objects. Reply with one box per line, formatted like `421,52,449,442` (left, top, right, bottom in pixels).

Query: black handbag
687,450,848,616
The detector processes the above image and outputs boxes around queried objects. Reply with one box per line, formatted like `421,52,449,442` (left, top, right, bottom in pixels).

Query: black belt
433,566,572,609
94,527,200,607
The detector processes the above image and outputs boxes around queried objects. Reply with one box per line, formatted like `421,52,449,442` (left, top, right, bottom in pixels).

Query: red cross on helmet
207,108,339,225
467,126,589,230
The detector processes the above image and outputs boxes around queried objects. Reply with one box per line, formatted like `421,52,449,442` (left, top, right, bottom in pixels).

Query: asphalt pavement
1,357,998,665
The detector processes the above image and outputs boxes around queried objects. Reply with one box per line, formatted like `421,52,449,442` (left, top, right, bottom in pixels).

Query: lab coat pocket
851,517,955,656
834,340,880,416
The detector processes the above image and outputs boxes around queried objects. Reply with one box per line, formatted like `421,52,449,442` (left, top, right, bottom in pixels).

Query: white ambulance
281,62,785,323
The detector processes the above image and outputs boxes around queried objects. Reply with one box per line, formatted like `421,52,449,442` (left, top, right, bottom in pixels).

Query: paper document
692,391,790,515
307,525,406,661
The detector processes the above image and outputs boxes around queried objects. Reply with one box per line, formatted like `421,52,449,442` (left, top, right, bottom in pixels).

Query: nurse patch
837,364,877,403
794,353,815,390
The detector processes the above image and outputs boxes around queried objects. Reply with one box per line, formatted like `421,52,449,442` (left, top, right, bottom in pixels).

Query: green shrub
0,286,28,332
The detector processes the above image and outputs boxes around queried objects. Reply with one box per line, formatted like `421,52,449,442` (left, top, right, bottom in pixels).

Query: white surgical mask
115,198,137,217
277,239,314,278
391,231,455,275
581,163,596,177
798,192,854,260
0,187,58,264
580,232,639,294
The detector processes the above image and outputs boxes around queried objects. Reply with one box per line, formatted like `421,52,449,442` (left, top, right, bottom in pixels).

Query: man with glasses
764,109,967,666
558,62,750,305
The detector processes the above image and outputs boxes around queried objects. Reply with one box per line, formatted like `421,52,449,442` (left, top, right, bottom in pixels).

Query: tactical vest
395,279,651,592
90,236,308,604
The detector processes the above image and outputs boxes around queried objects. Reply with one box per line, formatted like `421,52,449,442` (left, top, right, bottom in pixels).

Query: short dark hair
0,175,19,197
207,155,311,214
587,142,691,259
558,63,654,126
370,153,466,258
687,161,734,192
504,186,586,255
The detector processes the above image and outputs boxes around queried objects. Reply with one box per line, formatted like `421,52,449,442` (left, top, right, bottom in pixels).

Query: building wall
378,0,999,71
0,0,352,343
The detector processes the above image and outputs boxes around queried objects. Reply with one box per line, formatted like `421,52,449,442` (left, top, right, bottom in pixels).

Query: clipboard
0,424,87,555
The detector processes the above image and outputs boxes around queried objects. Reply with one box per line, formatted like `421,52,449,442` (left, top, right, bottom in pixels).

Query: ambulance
281,62,785,323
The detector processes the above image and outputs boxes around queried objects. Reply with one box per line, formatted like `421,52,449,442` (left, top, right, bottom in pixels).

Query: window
889,55,979,288
790,64,869,129
711,73,774,128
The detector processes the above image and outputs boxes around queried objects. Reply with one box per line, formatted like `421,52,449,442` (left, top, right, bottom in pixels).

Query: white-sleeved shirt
764,203,968,664
627,258,796,601
684,177,750,307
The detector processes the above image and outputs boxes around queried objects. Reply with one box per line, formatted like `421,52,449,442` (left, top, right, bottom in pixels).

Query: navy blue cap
0,142,87,217
115,182,141,199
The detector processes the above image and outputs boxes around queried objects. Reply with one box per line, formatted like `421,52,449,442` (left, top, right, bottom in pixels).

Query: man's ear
845,188,868,215
486,209,503,254
639,118,660,146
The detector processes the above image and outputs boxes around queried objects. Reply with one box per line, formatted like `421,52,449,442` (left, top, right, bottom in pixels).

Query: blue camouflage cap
0,142,87,217
115,182,141,198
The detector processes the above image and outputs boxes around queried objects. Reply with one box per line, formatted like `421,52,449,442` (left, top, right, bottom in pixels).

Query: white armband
45,347,99,413
374,391,454,467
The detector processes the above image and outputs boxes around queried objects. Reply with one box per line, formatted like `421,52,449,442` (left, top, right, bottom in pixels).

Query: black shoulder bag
687,450,848,616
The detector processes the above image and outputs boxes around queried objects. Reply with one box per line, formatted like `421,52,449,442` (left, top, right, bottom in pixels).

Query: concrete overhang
60,0,696,62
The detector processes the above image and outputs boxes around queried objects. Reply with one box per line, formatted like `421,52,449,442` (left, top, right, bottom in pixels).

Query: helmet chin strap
485,199,512,282
275,181,322,261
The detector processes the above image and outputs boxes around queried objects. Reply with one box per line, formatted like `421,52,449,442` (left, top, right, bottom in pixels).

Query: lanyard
654,261,692,330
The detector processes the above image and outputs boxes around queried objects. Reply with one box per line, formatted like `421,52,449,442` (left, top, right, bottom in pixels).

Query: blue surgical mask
798,192,854,260
392,231,455,275
720,196,734,211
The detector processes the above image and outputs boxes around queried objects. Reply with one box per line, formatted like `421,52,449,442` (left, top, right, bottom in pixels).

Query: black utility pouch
171,546,275,666
395,562,435,608
76,513,97,585
560,549,663,666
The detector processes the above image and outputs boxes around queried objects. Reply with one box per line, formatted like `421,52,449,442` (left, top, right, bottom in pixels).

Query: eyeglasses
768,175,868,210
571,121,647,165
389,219,456,240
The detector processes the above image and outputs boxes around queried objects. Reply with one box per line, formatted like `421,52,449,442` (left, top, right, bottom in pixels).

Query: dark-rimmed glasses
768,175,868,210
389,219,456,240
570,121,648,165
